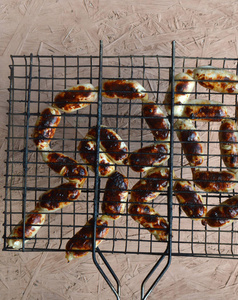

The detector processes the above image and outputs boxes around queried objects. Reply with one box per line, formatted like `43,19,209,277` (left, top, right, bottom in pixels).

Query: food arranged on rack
32,106,61,150
174,119,204,167
101,79,148,101
163,72,195,117
66,124,130,261
7,66,238,257
192,168,237,193
78,126,128,177
65,217,109,260
164,66,238,226
173,179,207,220
7,104,88,249
7,182,81,249
219,118,238,171
193,66,238,93
128,98,171,173
129,167,170,241
8,80,169,258
66,170,128,262
54,83,98,113
142,101,170,141
128,143,170,173
182,99,228,122
202,195,238,227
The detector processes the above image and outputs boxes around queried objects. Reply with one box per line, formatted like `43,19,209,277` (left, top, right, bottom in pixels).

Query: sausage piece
86,126,128,165
7,183,83,250
183,99,228,122
174,119,204,167
7,210,46,249
142,101,170,141
53,83,97,113
173,179,206,220
32,107,61,150
163,72,195,116
128,143,170,173
101,171,128,220
219,118,238,172
41,150,88,186
65,216,109,262
203,195,238,227
192,168,237,192
37,182,81,212
131,167,170,203
129,203,169,241
78,139,115,177
102,79,148,101
193,66,238,93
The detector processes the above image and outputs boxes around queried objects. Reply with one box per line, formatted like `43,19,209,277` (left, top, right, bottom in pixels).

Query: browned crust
203,196,238,227
37,182,80,211
87,126,128,163
131,168,170,203
219,119,238,168
128,143,169,172
101,171,128,219
183,104,227,121
195,72,237,93
129,203,169,241
102,80,146,99
163,74,194,109
9,211,45,239
78,139,114,176
142,103,170,141
192,169,237,192
177,129,204,166
46,152,87,184
65,217,109,258
173,180,206,219
54,85,95,112
186,69,194,77
32,108,61,147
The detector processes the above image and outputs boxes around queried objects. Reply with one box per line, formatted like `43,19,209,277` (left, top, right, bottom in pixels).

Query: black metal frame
4,41,238,299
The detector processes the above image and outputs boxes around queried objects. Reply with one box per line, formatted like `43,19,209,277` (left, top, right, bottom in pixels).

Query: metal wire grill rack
3,41,238,299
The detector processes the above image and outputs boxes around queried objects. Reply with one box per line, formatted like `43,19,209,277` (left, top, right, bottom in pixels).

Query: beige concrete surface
1,0,238,299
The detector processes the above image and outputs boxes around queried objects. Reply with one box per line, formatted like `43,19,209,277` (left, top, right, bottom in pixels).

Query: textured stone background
1,0,238,299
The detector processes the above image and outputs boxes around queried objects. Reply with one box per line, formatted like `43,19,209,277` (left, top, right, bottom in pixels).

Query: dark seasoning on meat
6,51,238,300
10,69,238,247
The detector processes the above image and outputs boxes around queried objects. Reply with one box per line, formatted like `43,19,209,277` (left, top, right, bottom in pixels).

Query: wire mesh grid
4,44,238,264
